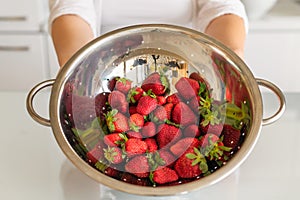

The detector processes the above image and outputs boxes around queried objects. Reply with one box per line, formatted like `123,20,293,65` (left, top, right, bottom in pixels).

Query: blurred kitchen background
0,0,299,92
0,0,299,200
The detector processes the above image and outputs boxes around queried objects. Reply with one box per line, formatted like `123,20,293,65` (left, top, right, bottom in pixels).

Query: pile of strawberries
64,70,250,187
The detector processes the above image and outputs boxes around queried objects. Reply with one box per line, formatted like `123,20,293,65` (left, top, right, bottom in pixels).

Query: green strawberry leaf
199,161,208,173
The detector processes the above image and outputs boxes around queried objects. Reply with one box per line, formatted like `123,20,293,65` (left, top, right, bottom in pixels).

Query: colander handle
256,78,286,126
26,79,55,127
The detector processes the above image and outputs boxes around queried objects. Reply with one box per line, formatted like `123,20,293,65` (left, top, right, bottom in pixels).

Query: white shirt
48,0,248,37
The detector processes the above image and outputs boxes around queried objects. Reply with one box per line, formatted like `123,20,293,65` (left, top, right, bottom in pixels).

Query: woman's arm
51,15,94,67
204,14,246,58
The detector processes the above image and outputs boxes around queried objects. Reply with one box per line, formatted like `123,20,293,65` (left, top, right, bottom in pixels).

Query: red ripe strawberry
114,77,132,94
104,146,124,164
152,167,178,185
86,141,105,164
175,77,200,100
174,148,204,178
126,131,143,139
172,102,198,127
129,113,144,131
103,133,127,147
156,124,182,148
129,106,137,115
199,121,223,137
188,96,200,114
125,138,148,157
105,109,129,133
183,124,201,138
156,96,166,105
151,105,167,123
141,72,169,95
136,95,158,116
145,138,158,152
170,137,201,157
166,93,182,104
94,92,110,119
199,133,230,161
222,124,241,150
127,86,144,104
108,90,128,113
189,72,210,91
164,103,174,120
125,155,150,178
158,150,176,168
107,76,119,91
199,133,220,147
141,121,157,138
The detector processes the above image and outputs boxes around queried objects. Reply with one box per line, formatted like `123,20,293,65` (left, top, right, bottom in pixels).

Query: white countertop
0,91,299,199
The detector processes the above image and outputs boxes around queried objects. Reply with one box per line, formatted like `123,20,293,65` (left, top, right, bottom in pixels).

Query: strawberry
105,109,129,133
199,133,220,147
183,124,201,138
141,122,157,138
188,96,200,114
163,103,174,120
189,72,210,92
103,133,127,147
175,77,200,100
144,138,158,152
129,113,144,131
86,141,105,164
199,133,231,161
222,124,241,150
127,87,144,104
108,90,128,114
174,147,206,178
126,131,143,139
141,72,169,95
125,138,148,157
151,105,167,123
114,77,132,94
199,122,223,137
124,155,150,178
199,98,223,136
107,76,119,91
136,95,158,116
156,95,166,105
172,102,198,127
156,124,182,148
103,146,124,164
170,137,201,157
166,93,182,104
152,167,178,185
129,106,137,115
158,150,176,168
94,92,110,119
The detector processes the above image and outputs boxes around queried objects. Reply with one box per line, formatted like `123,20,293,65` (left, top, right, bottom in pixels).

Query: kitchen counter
0,91,299,200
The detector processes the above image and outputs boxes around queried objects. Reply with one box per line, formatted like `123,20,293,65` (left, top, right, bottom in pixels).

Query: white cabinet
0,34,48,90
0,0,49,91
0,0,46,31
